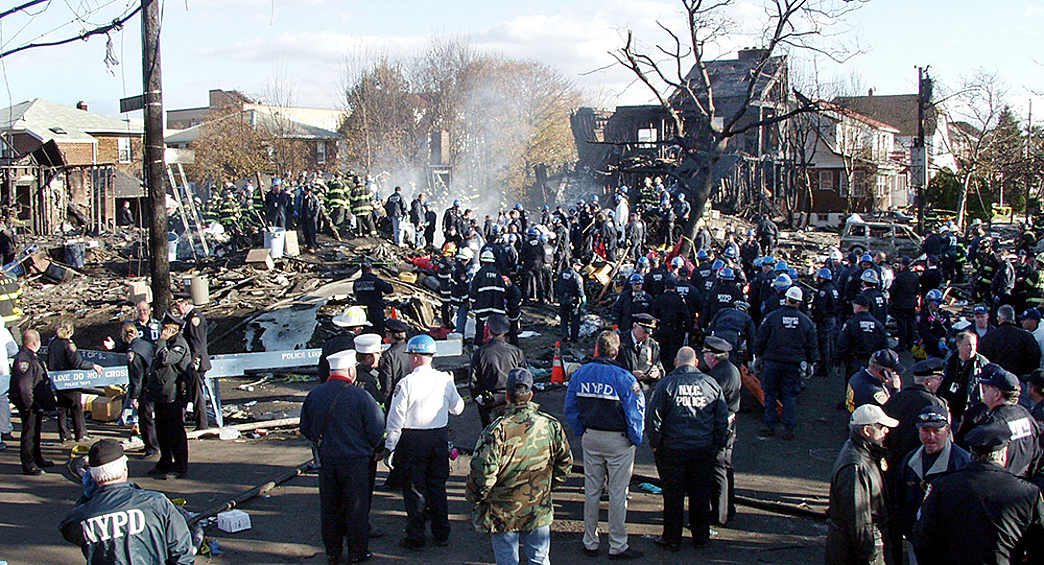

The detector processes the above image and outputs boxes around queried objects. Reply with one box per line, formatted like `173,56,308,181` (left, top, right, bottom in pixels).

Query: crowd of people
18,172,1044,565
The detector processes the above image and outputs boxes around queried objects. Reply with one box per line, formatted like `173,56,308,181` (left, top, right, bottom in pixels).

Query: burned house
572,49,793,216
0,99,144,234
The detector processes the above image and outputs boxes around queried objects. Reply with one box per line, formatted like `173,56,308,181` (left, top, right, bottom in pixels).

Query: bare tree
611,0,868,256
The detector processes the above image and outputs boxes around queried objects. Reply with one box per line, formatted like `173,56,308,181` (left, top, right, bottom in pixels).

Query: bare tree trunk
956,174,972,230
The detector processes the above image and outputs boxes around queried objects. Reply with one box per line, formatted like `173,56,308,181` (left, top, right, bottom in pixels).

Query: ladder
165,163,210,257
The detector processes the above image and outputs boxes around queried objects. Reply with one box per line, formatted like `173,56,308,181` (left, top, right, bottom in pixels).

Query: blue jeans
0,371,11,434
761,361,800,429
455,304,470,338
391,216,404,245
490,526,550,565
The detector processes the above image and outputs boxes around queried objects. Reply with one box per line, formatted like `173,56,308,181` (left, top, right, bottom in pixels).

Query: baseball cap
354,334,382,355
88,438,126,468
973,304,988,315
871,349,904,372
852,295,871,308
486,313,510,336
506,367,534,391
1026,369,1044,389
964,422,1011,453
915,405,950,429
977,364,1019,392
850,404,899,428
1021,309,1041,322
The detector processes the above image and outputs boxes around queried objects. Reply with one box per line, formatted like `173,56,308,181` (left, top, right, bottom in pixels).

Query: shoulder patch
631,382,641,395
191,316,201,327
17,360,28,373
68,343,77,352
127,352,135,363
874,390,889,405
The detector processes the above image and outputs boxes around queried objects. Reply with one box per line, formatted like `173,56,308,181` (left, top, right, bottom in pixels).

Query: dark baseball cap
915,405,950,429
977,363,1019,392
88,438,125,468
486,313,509,336
1021,309,1041,322
852,295,871,308
964,422,1011,453
973,304,989,315
506,367,533,391
871,349,904,372
1026,369,1044,389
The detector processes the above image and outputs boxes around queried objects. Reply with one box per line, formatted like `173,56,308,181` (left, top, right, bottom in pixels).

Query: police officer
647,346,728,551
470,249,507,347
11,329,55,475
469,314,525,429
301,350,385,564
555,258,586,343
702,267,744,330
503,275,524,347
955,364,1042,479
618,314,664,387
300,184,322,252
912,422,1044,565
706,300,756,369
652,278,690,367
144,314,192,479
858,270,889,328
846,349,903,413
354,334,388,408
354,261,394,337
882,358,948,466
377,318,411,407
644,254,669,297
48,321,103,443
891,257,920,351
119,323,158,458
318,306,369,383
564,330,646,559
837,295,889,398
60,439,195,564
175,298,213,431
385,335,465,550
700,336,742,526
811,267,840,377
753,286,817,440
612,274,652,332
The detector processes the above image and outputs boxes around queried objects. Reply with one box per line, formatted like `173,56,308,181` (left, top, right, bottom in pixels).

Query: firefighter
470,250,507,347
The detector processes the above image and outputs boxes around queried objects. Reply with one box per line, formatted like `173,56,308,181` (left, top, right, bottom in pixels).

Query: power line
0,0,50,21
0,4,140,60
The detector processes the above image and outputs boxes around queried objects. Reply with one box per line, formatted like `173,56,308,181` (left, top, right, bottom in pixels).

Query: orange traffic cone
551,341,565,384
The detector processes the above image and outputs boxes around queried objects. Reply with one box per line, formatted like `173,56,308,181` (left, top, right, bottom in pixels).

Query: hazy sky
1,0,1041,121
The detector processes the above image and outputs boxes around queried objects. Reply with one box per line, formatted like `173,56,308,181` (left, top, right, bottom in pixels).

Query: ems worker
846,349,903,413
353,261,394,337
647,346,728,551
301,350,385,564
754,286,817,440
11,329,55,475
701,336,742,526
385,335,465,551
913,422,1044,565
59,439,195,565
564,330,646,559
469,314,526,429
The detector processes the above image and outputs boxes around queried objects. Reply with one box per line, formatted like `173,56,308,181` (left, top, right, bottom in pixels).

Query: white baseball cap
850,404,899,428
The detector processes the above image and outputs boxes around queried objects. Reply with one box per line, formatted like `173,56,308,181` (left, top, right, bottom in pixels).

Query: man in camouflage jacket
466,367,573,565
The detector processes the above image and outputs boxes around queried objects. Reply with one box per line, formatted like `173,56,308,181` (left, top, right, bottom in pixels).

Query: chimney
868,88,874,96
76,101,88,112
738,48,770,60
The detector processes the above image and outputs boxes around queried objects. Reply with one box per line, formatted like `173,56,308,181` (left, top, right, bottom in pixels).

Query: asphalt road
1,362,853,565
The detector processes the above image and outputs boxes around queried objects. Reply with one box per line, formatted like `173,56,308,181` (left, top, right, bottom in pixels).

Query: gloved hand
799,361,809,379
383,450,395,471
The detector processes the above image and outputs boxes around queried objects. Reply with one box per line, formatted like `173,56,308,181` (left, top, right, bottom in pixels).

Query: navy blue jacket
301,379,385,463
647,365,728,450
565,357,645,447
754,305,818,365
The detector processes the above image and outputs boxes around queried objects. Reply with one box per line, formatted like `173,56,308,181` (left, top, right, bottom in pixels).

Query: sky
0,0,1041,124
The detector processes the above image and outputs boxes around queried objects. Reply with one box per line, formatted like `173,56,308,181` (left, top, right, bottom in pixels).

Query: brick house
0,99,144,234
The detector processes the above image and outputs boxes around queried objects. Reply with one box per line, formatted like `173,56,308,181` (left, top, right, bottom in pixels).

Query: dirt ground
1,354,854,565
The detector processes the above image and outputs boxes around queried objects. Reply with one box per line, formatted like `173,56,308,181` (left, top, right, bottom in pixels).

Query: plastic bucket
64,242,86,268
264,228,285,259
189,275,210,305
167,232,179,261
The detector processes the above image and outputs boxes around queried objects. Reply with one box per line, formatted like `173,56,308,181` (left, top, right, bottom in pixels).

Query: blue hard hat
763,256,775,265
719,267,735,281
677,193,685,200
788,268,798,279
493,224,502,233
508,233,517,243
405,334,438,355
453,199,462,207
747,228,755,236
608,210,615,217
753,257,764,268
592,195,599,202
272,178,282,186
816,267,832,280
696,250,708,260
774,260,788,272
711,259,725,271
773,274,792,290
637,256,650,266
538,234,549,242
860,253,874,264
629,273,644,285
671,256,685,268
724,247,737,259
515,203,523,210
542,205,549,211
926,289,943,303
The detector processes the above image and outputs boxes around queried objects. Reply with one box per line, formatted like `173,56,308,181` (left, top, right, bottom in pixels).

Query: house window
818,170,835,190
637,128,657,144
118,137,132,163
316,141,326,164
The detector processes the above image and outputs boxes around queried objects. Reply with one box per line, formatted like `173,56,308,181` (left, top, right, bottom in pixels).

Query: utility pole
914,66,931,234
142,0,170,315
1026,100,1033,224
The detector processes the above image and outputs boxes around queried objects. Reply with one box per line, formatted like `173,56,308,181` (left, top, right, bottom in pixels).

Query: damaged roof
0,98,142,143
673,50,787,106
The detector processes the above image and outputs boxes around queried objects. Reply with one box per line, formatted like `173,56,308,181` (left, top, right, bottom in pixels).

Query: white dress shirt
385,364,465,452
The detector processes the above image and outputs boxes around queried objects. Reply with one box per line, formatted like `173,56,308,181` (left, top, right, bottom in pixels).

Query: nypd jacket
353,272,394,312
836,311,888,363
754,305,818,365
956,402,1041,479
11,346,52,414
846,368,895,412
59,481,194,565
564,357,645,447
47,336,93,372
707,307,756,354
647,365,728,451
145,335,191,404
125,338,155,404
893,441,970,539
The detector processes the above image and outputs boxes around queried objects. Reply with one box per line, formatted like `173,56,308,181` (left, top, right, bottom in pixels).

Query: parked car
840,219,923,258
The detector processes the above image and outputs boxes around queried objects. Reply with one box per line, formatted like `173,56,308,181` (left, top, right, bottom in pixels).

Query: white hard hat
480,249,496,263
785,286,803,302
332,305,370,328
328,349,356,372
354,333,383,354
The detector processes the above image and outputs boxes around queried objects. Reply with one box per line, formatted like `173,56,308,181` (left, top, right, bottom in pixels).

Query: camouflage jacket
465,401,573,533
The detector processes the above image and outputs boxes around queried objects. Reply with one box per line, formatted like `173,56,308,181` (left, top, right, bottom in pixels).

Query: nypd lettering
577,381,620,401
673,384,708,409
80,509,147,543
781,315,800,329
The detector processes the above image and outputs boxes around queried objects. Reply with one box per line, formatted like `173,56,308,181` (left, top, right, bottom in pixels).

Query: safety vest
0,276,22,324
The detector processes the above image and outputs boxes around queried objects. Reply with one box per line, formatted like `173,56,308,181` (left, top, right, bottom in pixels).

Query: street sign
120,94,146,113
910,146,928,188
